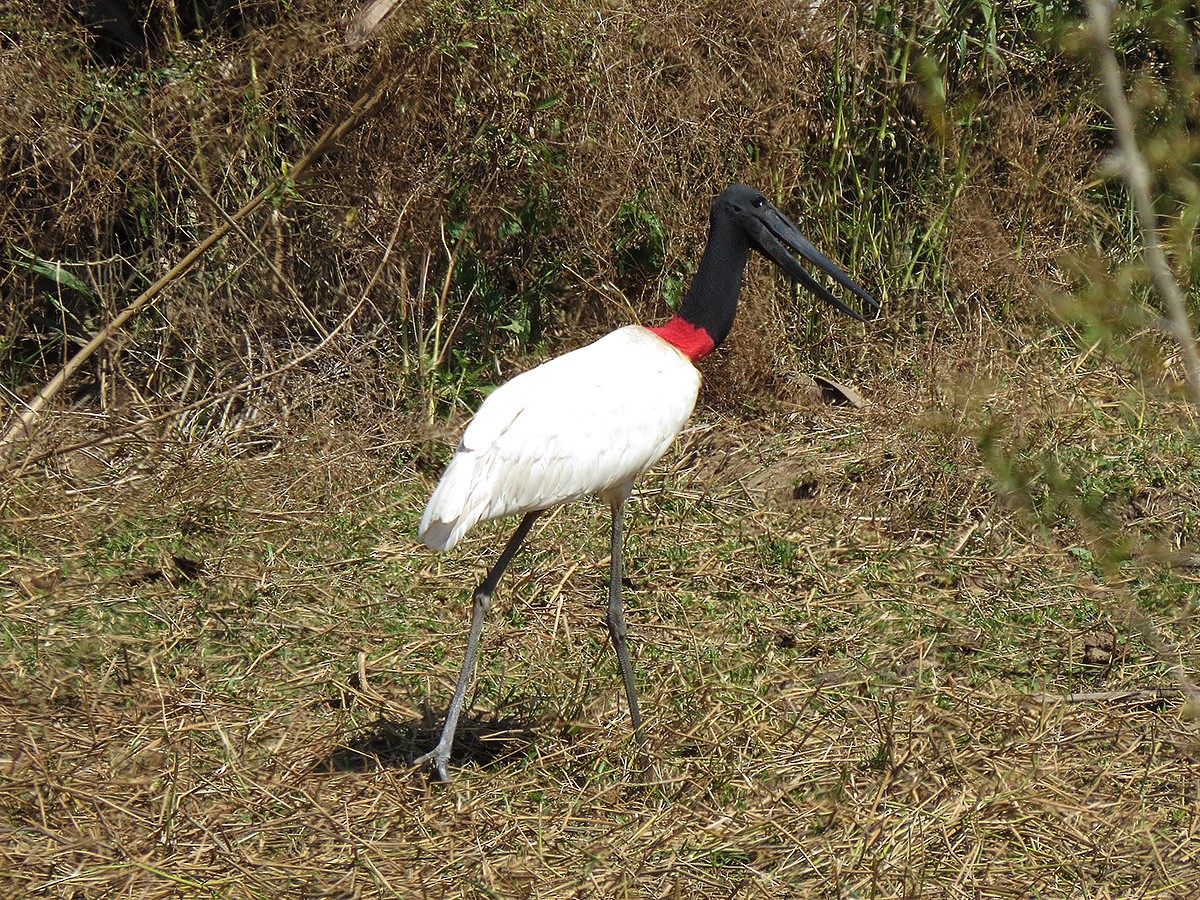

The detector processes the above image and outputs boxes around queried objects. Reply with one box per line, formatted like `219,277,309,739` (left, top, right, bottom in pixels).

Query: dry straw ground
3,1,1200,898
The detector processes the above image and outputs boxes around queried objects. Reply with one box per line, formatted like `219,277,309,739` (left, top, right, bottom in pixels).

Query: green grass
4,0,1200,896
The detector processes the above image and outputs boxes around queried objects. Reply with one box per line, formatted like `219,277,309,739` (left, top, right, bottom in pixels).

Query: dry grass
4,322,1199,897
4,1,1200,897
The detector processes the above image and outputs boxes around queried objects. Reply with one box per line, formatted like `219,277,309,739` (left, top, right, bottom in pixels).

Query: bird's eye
752,196,766,208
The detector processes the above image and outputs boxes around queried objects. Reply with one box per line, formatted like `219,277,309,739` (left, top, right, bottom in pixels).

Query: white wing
420,326,701,551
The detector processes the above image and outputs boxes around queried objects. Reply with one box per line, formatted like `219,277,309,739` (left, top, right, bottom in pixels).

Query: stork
414,184,878,781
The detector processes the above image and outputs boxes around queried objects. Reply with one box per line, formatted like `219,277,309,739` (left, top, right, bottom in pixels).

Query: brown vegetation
2,1,1198,897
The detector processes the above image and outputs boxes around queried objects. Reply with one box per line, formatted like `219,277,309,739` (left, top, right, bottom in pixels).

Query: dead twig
4,294,370,473
344,0,406,46
0,85,385,455
1084,0,1200,716
3,189,413,471
1087,0,1200,414
1027,687,1179,705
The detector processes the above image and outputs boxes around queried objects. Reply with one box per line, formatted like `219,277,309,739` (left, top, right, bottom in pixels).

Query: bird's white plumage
420,325,701,551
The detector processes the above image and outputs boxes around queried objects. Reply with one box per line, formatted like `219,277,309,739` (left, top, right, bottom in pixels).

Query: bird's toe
414,746,453,783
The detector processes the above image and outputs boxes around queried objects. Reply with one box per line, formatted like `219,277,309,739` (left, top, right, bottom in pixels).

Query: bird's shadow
315,705,538,774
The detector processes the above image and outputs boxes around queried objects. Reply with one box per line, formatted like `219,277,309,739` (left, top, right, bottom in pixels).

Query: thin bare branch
0,85,385,454
3,294,368,473
1087,0,1200,413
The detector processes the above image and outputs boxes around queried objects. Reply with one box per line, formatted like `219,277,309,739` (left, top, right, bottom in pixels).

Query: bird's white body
413,185,877,781
420,325,701,552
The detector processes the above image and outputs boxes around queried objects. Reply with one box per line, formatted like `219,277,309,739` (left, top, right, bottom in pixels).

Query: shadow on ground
317,708,538,774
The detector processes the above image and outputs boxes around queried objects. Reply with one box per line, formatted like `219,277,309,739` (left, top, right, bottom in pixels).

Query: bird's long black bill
757,209,880,321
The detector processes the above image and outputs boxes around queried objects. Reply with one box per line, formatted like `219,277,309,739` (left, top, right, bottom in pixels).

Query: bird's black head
654,184,879,360
713,184,879,321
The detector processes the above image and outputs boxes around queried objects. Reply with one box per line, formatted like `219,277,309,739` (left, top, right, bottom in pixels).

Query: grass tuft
3,0,1200,896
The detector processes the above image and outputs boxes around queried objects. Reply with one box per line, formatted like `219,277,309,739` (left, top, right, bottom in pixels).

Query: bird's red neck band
649,316,716,362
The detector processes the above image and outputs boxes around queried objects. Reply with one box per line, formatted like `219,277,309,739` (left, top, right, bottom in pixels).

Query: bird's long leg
415,511,541,782
606,491,643,736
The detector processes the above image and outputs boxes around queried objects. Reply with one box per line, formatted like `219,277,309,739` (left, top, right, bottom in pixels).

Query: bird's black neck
651,213,750,362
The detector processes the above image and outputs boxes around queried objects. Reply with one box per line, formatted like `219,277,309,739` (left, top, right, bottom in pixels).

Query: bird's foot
413,745,453,783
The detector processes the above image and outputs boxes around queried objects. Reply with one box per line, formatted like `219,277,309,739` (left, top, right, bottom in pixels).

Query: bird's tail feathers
419,518,460,553
419,454,482,551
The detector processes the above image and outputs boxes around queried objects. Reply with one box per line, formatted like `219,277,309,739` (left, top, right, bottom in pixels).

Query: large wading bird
415,183,878,781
